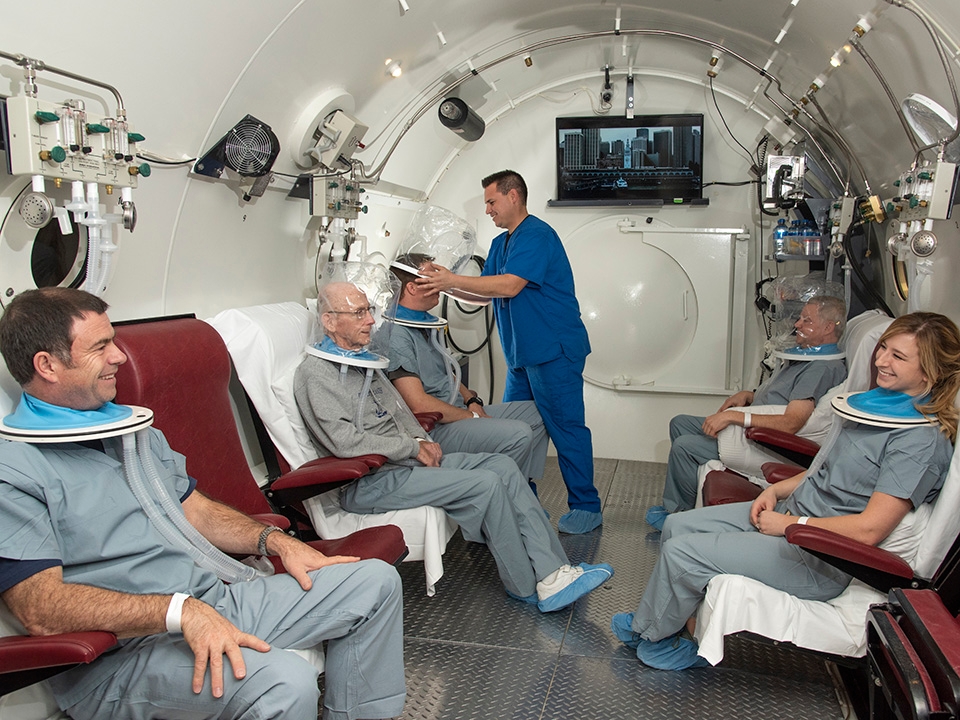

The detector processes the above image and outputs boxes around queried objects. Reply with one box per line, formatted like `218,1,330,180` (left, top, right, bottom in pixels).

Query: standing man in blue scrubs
418,170,602,534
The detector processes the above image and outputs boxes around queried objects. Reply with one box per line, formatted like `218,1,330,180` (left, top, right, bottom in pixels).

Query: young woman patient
612,312,960,670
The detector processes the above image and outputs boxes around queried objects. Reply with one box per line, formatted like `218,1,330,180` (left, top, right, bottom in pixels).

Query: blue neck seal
4,393,133,430
394,306,440,324
846,387,929,420
781,343,841,357
314,335,381,362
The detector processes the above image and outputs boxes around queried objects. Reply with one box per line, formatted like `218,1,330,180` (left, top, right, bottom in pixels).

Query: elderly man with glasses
645,295,848,530
293,281,613,613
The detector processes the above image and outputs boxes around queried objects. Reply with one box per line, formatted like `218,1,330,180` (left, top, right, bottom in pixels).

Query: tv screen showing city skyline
555,114,703,204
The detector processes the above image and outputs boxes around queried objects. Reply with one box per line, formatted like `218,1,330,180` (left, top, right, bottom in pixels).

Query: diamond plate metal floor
374,458,844,719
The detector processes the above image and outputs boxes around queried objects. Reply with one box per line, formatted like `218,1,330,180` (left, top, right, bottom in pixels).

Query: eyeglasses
326,306,376,320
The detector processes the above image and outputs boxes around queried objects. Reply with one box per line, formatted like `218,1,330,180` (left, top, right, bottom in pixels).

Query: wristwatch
257,525,283,556
465,396,484,408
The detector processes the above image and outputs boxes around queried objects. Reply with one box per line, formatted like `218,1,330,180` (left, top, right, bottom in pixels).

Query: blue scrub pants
65,560,405,720
631,502,851,642
662,414,719,513
429,400,548,481
504,354,600,513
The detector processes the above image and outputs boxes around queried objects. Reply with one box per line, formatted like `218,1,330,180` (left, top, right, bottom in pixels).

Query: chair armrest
785,524,916,593
266,525,409,573
866,608,943,715
268,458,372,505
745,427,820,468
300,455,387,471
0,632,117,674
415,412,442,432
0,631,118,696
760,462,806,484
701,469,762,507
889,588,960,709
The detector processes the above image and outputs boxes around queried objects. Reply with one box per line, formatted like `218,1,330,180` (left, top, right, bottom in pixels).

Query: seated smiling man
293,268,612,612
0,287,405,720
646,295,848,530
387,254,548,497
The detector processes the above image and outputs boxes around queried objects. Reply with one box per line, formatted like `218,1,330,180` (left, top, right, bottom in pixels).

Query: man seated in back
294,279,613,613
0,287,405,720
388,254,548,497
646,295,848,529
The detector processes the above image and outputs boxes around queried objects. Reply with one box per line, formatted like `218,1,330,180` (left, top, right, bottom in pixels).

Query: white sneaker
536,564,581,600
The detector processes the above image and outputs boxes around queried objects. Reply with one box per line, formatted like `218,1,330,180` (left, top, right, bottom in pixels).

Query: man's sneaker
537,562,613,613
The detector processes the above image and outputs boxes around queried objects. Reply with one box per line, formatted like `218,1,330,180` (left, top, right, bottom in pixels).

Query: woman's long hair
878,312,960,442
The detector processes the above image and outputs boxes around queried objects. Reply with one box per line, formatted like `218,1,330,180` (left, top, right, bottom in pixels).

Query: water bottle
772,218,788,257
787,220,802,254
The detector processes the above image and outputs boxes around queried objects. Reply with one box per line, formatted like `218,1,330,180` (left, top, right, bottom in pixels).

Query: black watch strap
465,396,483,407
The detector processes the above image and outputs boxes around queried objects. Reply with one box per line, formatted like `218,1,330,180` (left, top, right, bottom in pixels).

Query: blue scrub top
482,215,590,368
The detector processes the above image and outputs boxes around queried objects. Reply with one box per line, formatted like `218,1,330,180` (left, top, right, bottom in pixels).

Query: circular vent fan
224,119,279,176
902,93,960,163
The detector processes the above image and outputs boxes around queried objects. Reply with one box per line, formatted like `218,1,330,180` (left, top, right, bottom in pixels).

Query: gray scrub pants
429,400,548,482
631,502,852,642
662,414,718,512
65,560,405,720
341,452,569,597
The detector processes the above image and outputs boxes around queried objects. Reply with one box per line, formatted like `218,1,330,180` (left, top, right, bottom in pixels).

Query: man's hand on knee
267,531,360,591
181,598,270,698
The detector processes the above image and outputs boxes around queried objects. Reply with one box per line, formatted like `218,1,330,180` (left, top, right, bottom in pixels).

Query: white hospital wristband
742,412,751,428
165,592,190,634
797,516,810,525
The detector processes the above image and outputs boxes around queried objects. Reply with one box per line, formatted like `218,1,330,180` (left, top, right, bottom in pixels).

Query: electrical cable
841,217,895,316
708,77,755,167
437,255,498,403
136,153,197,166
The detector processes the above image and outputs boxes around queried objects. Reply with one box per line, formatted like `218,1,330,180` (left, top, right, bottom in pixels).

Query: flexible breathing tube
429,328,461,405
355,367,375,433
124,430,261,583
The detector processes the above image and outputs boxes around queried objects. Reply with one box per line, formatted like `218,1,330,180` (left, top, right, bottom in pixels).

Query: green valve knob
893,179,901,187
886,202,895,213
361,205,368,214
832,203,841,209
358,187,364,194
909,196,919,208
128,163,151,177
40,146,67,163
918,171,931,180
127,132,145,143
329,182,339,189
35,111,60,124
335,201,342,211
905,176,914,183
86,123,109,134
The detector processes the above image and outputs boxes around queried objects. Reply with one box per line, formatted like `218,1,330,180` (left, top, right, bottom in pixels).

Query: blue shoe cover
505,588,538,604
610,612,642,649
558,509,603,534
538,563,613,613
645,505,670,532
637,634,710,670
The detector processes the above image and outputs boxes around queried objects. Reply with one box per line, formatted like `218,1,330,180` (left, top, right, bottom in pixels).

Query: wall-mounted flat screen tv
552,114,705,205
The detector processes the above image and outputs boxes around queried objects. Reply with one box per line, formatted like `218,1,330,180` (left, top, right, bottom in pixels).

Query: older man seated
647,295,848,530
387,254,548,497
293,279,612,612
0,287,406,720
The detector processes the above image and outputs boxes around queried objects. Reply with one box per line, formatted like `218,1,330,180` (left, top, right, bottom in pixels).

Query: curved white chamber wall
0,0,958,458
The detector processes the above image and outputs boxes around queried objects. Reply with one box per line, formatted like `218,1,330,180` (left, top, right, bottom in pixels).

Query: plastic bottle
787,220,802,254
772,218,788,257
